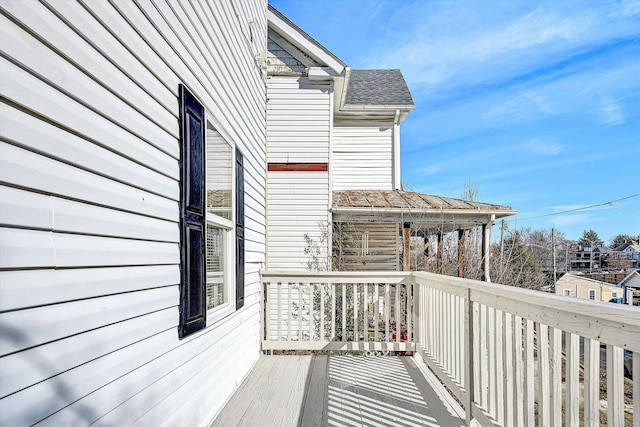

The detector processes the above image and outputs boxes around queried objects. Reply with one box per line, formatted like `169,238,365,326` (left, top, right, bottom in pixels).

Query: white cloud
370,7,596,89
552,213,591,227
523,139,563,156
614,0,640,17
599,99,625,125
485,91,552,122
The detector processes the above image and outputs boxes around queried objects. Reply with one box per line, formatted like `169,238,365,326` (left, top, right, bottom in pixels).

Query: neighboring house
622,244,640,267
570,244,613,271
556,273,623,302
619,270,640,305
0,1,267,425
265,6,516,275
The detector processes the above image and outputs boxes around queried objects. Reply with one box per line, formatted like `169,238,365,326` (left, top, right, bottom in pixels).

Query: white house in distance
265,6,516,276
0,1,267,425
555,273,623,302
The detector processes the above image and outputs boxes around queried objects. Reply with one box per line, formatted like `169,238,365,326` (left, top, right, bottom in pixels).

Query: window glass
205,122,234,314
206,224,225,309
206,124,233,220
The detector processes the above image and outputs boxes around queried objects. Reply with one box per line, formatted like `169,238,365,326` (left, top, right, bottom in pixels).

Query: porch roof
332,189,517,233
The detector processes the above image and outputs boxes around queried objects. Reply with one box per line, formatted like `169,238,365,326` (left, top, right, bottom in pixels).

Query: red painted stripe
268,163,328,172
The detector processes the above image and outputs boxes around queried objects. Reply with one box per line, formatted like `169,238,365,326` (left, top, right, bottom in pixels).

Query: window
611,290,619,299
588,289,596,300
178,85,245,338
205,123,233,317
563,289,571,296
361,230,369,256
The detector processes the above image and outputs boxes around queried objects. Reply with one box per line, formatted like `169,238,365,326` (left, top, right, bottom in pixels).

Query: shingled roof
333,190,512,212
345,69,414,107
332,190,516,232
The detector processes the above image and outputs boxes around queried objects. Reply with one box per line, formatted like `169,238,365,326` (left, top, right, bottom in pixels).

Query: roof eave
332,206,518,219
268,6,346,75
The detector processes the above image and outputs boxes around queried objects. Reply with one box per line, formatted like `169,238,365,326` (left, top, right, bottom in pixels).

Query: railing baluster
276,282,281,341
385,284,390,343
606,345,624,426
374,284,379,343
354,283,358,342
364,284,369,343
550,327,562,426
395,282,400,344
342,283,346,341
513,315,524,427
503,312,514,427
407,282,412,346
473,301,481,409
287,283,292,341
566,333,580,425
634,352,639,427
537,323,550,426
479,304,488,410
488,307,496,418
464,288,473,426
584,338,600,427
524,319,535,427
265,281,271,341
331,283,336,341
320,283,325,342
495,309,504,425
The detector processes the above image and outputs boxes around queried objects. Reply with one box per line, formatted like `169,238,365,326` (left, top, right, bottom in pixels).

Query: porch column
423,236,430,272
437,233,444,274
458,229,466,278
403,222,411,271
481,214,495,282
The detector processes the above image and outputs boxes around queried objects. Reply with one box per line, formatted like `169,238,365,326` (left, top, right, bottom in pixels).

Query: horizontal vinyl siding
267,76,331,163
267,172,330,270
332,124,394,190
0,1,266,426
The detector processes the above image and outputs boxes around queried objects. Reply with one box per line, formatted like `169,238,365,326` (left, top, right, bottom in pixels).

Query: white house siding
267,172,330,270
332,123,394,190
0,1,266,426
267,76,331,163
266,75,332,270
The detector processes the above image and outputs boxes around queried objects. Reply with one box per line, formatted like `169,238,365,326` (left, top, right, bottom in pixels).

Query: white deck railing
260,270,639,427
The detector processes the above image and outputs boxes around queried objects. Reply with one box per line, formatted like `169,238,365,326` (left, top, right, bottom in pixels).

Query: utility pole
500,219,507,269
552,226,557,293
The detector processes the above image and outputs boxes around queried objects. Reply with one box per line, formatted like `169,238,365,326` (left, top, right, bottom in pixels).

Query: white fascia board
268,10,345,75
308,67,336,81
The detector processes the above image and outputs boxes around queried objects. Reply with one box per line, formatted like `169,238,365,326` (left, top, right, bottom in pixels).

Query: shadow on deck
211,354,465,427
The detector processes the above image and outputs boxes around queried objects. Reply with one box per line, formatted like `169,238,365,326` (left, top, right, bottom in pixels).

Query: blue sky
270,0,640,243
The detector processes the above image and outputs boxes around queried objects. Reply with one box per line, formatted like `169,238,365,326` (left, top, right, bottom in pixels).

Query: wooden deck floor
211,355,465,427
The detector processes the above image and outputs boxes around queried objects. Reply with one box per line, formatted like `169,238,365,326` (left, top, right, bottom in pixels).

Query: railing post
464,287,474,426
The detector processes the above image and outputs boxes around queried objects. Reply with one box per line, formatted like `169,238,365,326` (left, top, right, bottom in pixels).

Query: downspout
393,109,401,190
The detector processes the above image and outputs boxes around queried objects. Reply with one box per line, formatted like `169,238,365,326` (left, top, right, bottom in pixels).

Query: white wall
332,123,394,191
266,76,331,270
267,76,331,163
0,1,266,425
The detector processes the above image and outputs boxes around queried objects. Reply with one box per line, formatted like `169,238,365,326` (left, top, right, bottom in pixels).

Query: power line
505,193,640,222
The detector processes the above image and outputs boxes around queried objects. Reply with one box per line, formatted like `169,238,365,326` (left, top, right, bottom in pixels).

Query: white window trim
205,118,236,324
588,289,596,300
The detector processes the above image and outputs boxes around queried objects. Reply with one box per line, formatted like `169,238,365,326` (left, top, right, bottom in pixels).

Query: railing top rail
260,270,412,284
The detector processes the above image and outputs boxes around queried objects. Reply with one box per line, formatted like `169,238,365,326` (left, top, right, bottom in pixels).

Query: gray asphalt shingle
345,69,414,107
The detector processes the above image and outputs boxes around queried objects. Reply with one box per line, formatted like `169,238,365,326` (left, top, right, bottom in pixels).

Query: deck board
210,355,464,427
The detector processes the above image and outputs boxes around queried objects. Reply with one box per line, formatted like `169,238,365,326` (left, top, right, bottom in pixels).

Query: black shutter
178,84,206,338
235,147,245,309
